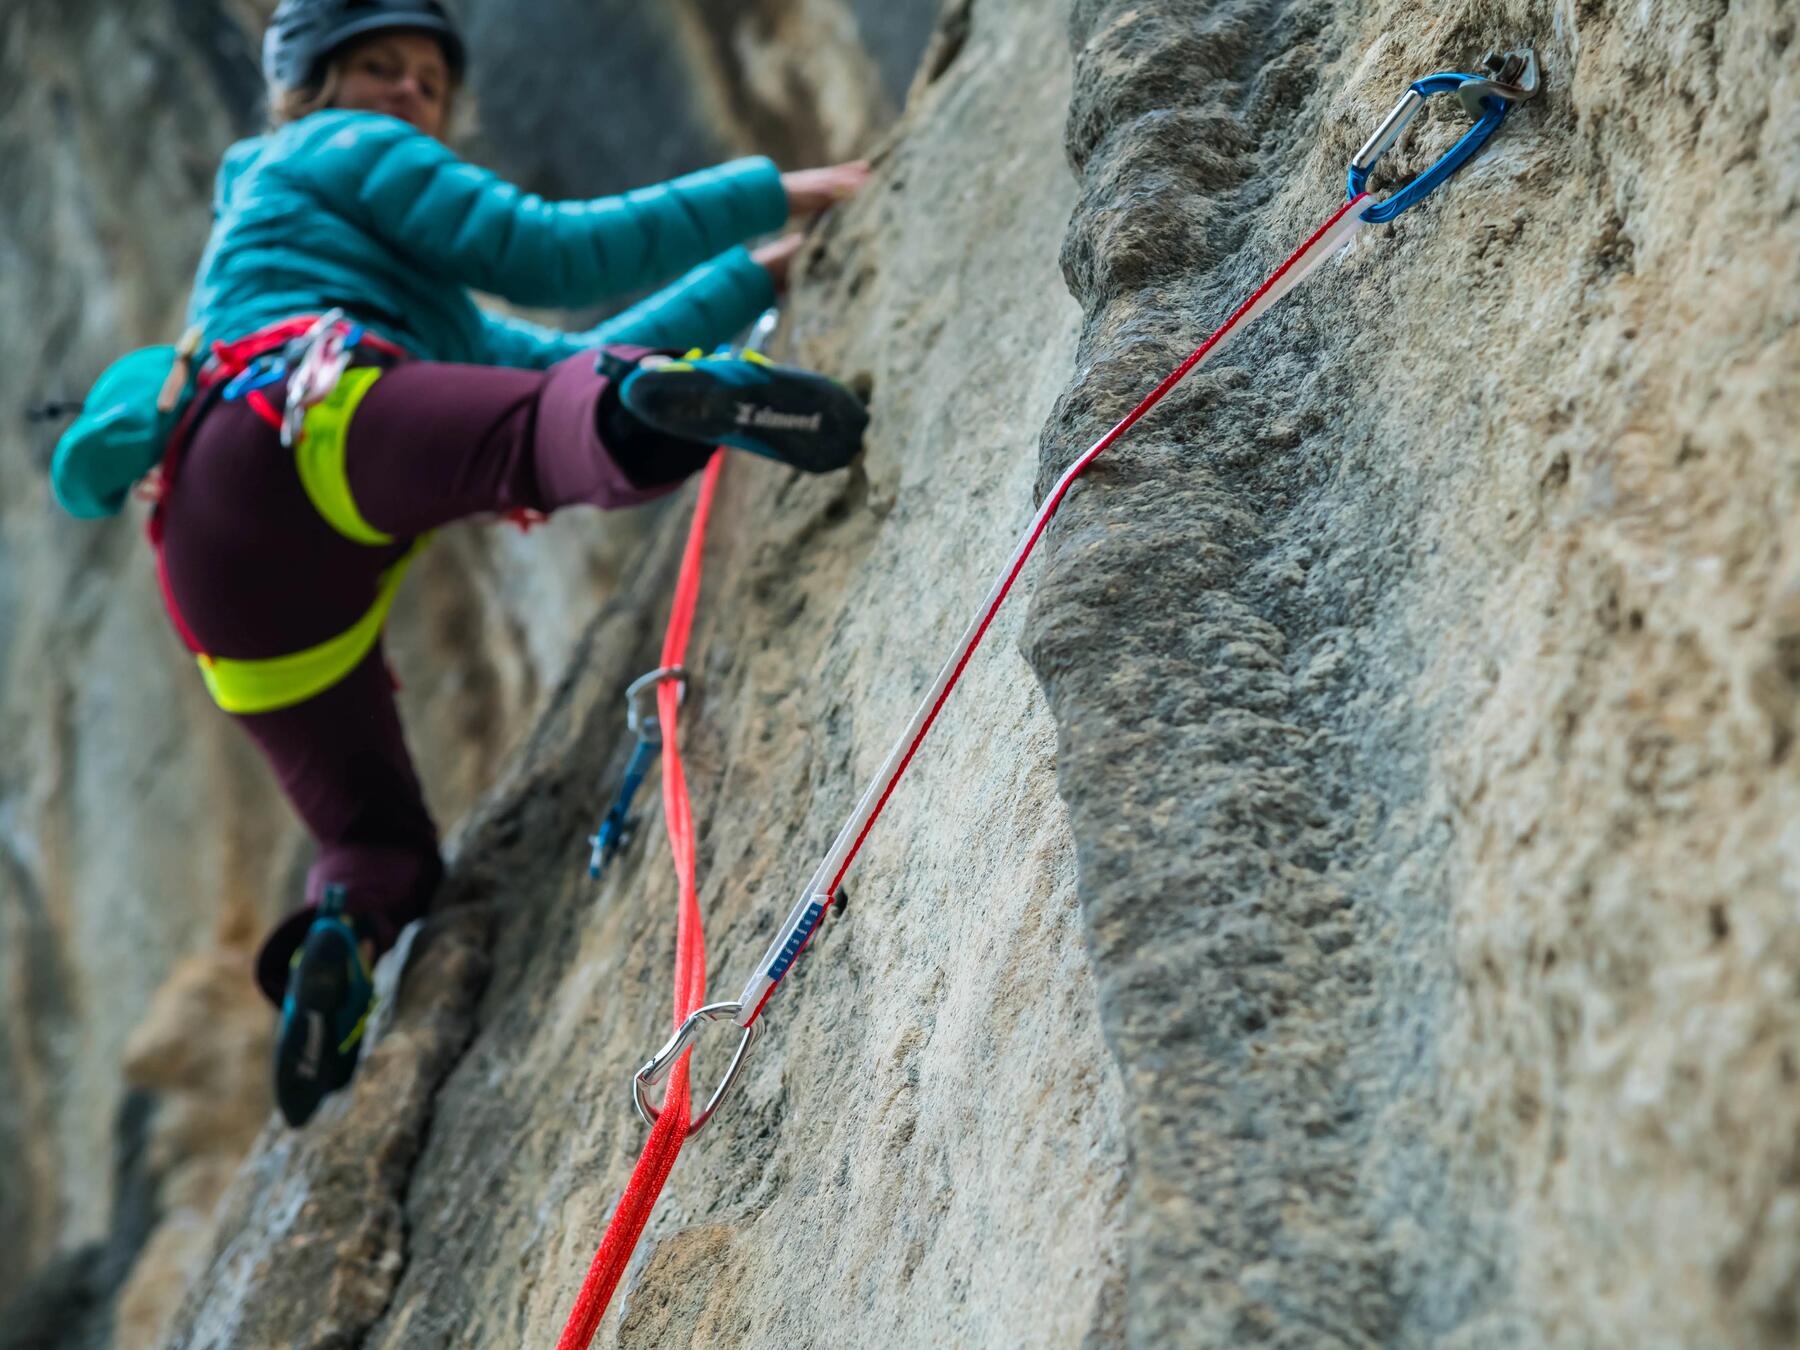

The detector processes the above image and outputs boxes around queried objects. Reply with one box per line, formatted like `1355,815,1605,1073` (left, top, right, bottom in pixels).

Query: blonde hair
268,63,344,127
266,46,460,131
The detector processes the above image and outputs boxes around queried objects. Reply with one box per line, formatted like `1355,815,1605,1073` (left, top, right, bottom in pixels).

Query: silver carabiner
631,1000,761,1136
625,665,687,741
280,307,352,448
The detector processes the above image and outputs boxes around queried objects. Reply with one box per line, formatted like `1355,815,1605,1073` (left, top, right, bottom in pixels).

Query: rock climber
49,0,872,1126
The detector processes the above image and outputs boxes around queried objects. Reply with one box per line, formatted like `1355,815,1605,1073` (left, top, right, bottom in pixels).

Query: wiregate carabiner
632,1000,761,1137
1348,48,1539,224
625,664,687,741
585,666,690,879
587,737,656,878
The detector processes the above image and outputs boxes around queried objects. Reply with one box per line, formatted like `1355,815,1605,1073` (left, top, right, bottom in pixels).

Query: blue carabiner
586,665,687,879
1348,69,1511,223
588,736,658,878
220,359,287,402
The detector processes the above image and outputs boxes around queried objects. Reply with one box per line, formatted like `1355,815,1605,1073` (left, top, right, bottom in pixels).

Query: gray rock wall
0,3,285,1306
1034,0,1798,1344
6,0,1795,1345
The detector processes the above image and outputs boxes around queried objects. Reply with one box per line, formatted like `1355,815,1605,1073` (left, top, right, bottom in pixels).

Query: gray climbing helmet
262,0,467,90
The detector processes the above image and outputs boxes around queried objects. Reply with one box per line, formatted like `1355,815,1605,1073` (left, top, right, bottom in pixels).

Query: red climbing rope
555,450,724,1350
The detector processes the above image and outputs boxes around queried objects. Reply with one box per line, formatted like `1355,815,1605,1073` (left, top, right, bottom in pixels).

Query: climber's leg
245,648,436,1126
337,348,717,536
336,345,867,538
240,648,444,1008
159,396,443,1010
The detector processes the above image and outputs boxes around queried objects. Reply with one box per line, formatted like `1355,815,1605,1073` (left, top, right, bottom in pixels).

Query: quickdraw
630,49,1541,1127
559,50,1540,1347
586,666,686,879
580,306,783,882
1349,48,1539,224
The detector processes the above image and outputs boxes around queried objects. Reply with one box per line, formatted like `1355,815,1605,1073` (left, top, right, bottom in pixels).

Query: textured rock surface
0,4,284,1311
7,0,1797,1345
1032,0,1798,1345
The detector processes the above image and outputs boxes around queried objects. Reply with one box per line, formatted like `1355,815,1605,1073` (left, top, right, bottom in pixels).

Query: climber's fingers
751,233,806,292
779,160,870,217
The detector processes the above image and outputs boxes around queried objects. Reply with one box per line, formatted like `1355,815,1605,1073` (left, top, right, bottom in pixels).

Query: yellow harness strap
196,365,431,715
198,537,429,715
294,366,393,544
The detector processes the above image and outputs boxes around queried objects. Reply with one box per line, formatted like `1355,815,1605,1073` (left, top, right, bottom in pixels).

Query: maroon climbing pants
157,348,709,1003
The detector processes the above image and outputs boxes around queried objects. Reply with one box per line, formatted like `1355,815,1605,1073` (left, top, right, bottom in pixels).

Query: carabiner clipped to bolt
1349,48,1539,224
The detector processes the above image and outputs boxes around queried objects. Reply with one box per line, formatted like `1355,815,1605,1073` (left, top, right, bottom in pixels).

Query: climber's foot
273,887,376,1128
620,349,868,474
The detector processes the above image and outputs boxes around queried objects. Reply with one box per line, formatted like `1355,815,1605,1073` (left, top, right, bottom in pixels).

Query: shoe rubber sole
623,361,868,474
273,925,366,1127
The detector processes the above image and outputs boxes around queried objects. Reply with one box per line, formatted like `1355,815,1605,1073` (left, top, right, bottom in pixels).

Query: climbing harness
558,50,1538,1345
586,667,687,878
143,310,542,710
143,314,419,708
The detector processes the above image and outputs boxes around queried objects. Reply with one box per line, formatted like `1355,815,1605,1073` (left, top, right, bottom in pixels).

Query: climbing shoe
619,349,868,474
273,886,376,1128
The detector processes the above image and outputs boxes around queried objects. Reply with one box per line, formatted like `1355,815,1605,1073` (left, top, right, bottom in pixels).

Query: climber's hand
753,233,806,293
780,161,869,217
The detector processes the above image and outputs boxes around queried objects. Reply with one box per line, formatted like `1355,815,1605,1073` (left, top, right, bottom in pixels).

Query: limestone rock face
0,3,282,1313
161,1,1124,1343
1033,0,1798,1344
0,0,936,1342
6,0,1797,1346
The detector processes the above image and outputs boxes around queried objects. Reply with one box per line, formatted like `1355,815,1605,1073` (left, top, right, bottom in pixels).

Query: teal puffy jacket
52,110,788,517
189,109,789,365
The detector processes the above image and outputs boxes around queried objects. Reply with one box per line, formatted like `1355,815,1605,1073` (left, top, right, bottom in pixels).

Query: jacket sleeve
213,139,260,219
477,247,777,369
280,112,788,310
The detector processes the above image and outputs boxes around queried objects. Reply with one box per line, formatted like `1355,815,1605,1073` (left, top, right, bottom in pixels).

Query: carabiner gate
1348,48,1538,224
632,1000,761,1137
625,664,687,742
